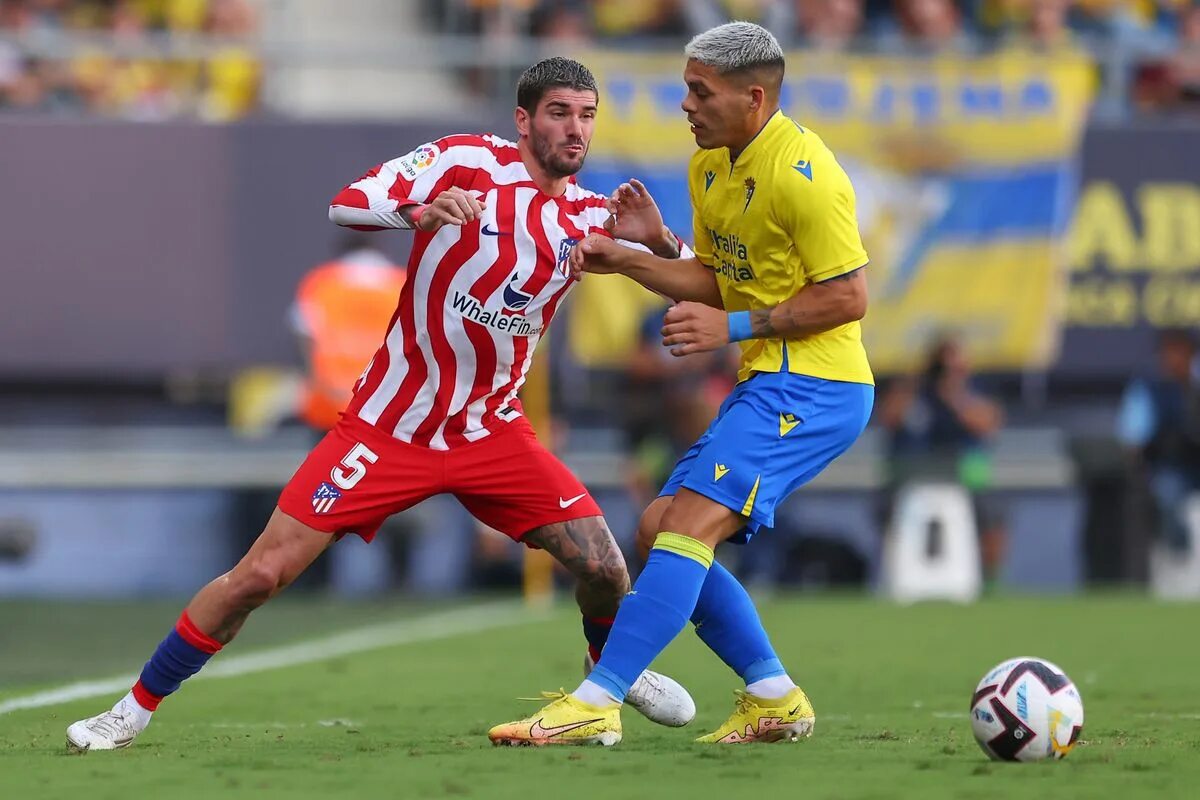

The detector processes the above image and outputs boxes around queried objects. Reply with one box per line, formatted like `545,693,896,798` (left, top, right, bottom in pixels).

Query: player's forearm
328,188,422,231
623,254,723,308
646,225,682,259
734,269,867,341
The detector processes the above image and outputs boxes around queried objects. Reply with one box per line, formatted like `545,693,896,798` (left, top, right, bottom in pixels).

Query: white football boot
66,694,151,752
584,653,695,727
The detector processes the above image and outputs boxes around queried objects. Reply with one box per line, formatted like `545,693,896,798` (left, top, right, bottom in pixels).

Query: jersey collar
729,109,787,168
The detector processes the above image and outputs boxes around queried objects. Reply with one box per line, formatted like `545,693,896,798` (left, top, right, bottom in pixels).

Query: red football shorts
278,413,601,543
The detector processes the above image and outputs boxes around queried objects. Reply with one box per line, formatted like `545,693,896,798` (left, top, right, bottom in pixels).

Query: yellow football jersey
688,110,873,385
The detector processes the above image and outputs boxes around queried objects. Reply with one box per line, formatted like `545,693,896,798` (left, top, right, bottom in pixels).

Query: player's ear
747,84,765,112
514,105,531,137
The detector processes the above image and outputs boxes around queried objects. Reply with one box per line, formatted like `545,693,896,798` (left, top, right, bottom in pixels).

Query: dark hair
516,57,598,113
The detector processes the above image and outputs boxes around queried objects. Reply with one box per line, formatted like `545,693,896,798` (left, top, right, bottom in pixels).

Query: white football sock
116,691,154,730
573,679,621,707
745,674,798,700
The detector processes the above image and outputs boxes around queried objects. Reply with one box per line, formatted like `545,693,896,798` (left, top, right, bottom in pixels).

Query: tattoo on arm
750,307,780,338
523,517,630,617
653,227,681,259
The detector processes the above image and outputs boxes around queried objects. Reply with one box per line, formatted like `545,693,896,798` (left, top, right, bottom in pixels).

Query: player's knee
590,551,630,600
573,539,629,601
229,559,286,606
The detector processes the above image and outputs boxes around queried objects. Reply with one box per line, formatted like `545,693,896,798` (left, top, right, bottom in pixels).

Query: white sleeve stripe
328,205,413,230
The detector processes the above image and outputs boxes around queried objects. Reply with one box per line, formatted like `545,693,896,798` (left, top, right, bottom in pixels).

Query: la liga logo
412,146,438,169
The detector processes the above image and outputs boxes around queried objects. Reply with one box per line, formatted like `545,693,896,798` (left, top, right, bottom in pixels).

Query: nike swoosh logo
529,716,602,739
482,224,507,236
559,493,587,509
788,705,804,717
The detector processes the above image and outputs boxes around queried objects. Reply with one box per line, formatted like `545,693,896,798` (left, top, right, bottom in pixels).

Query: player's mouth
563,143,585,156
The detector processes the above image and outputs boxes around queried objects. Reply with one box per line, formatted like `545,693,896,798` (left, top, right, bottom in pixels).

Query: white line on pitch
0,599,548,716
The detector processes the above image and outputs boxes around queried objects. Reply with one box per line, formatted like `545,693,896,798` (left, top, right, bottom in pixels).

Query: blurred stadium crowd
0,0,259,119
3,0,1200,117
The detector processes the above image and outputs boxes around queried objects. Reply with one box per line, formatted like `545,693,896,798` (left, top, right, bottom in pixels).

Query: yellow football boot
696,687,815,744
488,691,622,747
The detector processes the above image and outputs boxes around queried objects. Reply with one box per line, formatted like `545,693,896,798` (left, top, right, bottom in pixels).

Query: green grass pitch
1,595,1197,799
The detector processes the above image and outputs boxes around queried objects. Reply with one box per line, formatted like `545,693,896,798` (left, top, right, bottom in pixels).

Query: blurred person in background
1117,328,1200,553
877,333,1006,581
199,0,260,121
1007,0,1080,50
529,0,593,43
63,56,696,753
590,0,686,39
290,234,407,434
793,0,866,50
881,0,975,53
1135,2,1200,110
682,0,795,38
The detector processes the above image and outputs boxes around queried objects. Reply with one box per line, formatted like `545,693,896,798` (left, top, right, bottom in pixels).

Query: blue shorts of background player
660,370,874,542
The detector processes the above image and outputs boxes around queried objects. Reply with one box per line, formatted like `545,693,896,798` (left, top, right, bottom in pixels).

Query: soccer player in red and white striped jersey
66,57,697,753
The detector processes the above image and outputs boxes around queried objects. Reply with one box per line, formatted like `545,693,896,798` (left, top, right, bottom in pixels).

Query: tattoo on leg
524,517,630,617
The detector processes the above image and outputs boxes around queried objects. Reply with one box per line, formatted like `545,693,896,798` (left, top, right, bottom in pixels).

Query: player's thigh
278,415,443,543
450,419,602,542
636,495,675,559
658,487,747,550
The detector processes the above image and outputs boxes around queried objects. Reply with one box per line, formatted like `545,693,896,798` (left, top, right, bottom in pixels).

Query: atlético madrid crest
557,237,578,277
311,482,341,514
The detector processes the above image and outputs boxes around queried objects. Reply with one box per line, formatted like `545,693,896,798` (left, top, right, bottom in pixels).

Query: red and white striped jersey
328,133,687,451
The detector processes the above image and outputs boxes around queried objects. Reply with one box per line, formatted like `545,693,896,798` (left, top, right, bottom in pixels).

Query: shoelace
88,711,131,739
629,672,665,701
731,690,755,716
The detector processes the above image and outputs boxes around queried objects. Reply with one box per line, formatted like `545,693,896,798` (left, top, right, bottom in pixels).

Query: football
969,657,1084,762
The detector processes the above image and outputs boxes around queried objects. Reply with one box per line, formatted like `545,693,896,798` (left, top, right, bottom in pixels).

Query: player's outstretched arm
571,234,723,307
330,186,485,233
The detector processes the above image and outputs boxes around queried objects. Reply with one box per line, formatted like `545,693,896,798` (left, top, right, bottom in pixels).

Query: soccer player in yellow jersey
490,22,873,746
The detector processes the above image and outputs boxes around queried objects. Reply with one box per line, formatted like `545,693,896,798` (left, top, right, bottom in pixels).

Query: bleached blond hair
684,21,784,75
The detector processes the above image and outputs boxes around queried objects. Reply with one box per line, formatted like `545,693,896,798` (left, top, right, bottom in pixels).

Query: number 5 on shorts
331,442,379,490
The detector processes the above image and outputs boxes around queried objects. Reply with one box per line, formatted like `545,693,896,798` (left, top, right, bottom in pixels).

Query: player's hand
603,179,668,248
415,188,487,232
661,301,730,357
569,233,632,279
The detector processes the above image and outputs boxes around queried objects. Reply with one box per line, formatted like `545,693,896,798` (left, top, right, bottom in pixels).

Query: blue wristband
727,311,753,343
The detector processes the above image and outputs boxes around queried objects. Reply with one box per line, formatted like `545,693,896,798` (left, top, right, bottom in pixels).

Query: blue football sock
585,532,714,701
132,611,222,710
691,560,785,685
